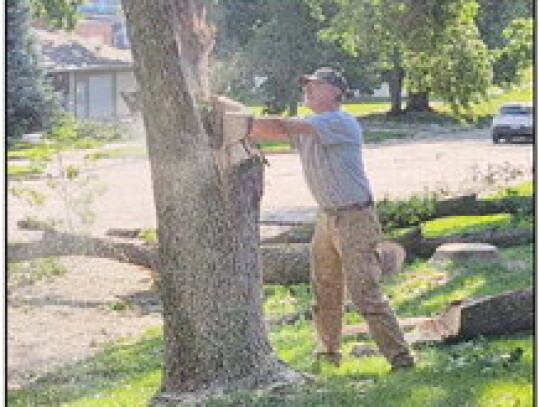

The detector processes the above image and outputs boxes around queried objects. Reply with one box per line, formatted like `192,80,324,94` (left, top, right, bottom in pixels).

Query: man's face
302,80,341,110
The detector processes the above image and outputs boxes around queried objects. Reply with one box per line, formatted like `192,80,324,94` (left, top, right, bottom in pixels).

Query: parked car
491,103,534,144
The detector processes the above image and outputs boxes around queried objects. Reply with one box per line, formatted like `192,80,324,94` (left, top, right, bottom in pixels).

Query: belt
322,200,373,216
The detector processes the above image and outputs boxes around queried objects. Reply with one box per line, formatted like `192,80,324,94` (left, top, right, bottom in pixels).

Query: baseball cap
299,67,348,93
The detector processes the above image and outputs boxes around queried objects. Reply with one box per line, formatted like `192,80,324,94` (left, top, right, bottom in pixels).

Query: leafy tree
491,18,533,87
475,0,533,49
7,0,59,141
310,0,408,113
213,0,380,114
307,0,492,114
404,0,492,113
475,0,533,87
30,0,84,30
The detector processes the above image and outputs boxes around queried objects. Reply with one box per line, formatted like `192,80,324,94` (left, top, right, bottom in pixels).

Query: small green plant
138,228,157,244
377,189,448,231
9,112,110,232
8,258,67,290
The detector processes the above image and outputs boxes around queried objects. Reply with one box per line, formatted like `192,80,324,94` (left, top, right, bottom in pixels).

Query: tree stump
429,242,500,264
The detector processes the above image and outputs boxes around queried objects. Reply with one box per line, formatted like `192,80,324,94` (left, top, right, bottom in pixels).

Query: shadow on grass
8,330,163,407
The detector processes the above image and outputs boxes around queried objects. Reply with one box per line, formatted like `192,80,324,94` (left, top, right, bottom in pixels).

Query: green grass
8,242,533,407
7,158,533,407
84,146,148,160
263,285,312,318
7,329,164,407
421,213,530,238
387,245,533,317
7,143,55,161
257,141,293,152
7,138,107,177
7,163,44,176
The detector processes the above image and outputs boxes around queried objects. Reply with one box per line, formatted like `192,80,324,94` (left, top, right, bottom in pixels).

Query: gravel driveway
7,128,533,389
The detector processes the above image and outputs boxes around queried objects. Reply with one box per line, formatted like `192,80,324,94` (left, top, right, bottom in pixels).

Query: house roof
34,28,133,72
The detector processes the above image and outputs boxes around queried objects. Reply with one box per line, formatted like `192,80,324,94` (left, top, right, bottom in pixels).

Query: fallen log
260,244,310,284
8,230,159,270
259,227,532,282
342,288,533,345
432,195,532,218
7,231,308,285
9,225,532,286
405,287,533,343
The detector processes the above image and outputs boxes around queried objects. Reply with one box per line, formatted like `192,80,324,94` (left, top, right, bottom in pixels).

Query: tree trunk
387,47,404,115
121,0,302,402
405,91,432,112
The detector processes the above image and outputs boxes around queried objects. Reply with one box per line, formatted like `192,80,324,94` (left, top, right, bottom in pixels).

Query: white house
35,29,137,121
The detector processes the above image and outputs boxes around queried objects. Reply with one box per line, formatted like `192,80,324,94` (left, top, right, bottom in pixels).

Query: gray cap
299,67,348,93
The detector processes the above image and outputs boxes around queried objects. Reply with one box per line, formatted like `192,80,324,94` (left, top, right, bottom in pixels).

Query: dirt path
7,129,533,389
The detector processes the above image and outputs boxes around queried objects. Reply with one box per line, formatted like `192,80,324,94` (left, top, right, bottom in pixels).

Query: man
247,67,415,371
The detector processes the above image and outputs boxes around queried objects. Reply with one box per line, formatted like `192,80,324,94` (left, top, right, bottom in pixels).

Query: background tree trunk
121,0,302,402
387,47,404,115
405,91,432,112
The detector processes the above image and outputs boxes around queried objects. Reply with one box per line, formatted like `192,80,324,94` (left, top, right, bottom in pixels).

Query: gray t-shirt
289,109,373,210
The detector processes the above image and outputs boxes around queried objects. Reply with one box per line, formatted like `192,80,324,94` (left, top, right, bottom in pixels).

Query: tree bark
405,91,432,112
387,47,404,115
121,0,302,402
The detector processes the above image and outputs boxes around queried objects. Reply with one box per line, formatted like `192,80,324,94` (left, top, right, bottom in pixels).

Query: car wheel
492,135,500,144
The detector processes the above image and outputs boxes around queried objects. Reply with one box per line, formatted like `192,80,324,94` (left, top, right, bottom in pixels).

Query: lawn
8,242,533,407
7,82,533,406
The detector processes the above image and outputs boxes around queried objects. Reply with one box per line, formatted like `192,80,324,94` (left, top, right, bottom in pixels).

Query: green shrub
44,112,125,149
377,191,442,231
77,119,126,143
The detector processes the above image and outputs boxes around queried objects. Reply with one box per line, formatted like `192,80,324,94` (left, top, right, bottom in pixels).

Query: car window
499,106,532,115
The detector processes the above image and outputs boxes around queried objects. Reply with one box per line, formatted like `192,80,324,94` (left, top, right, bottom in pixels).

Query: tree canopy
215,0,531,115
306,0,494,113
213,0,380,114
30,0,84,30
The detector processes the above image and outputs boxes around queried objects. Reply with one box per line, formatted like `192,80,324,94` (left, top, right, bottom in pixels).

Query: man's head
299,67,348,112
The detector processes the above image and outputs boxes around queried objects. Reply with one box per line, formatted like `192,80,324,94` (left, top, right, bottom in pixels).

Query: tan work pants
310,206,412,365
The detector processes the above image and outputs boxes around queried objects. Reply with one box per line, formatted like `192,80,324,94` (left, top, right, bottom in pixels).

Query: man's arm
250,116,317,142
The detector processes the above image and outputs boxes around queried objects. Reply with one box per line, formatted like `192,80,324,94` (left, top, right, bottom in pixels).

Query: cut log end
429,242,500,264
